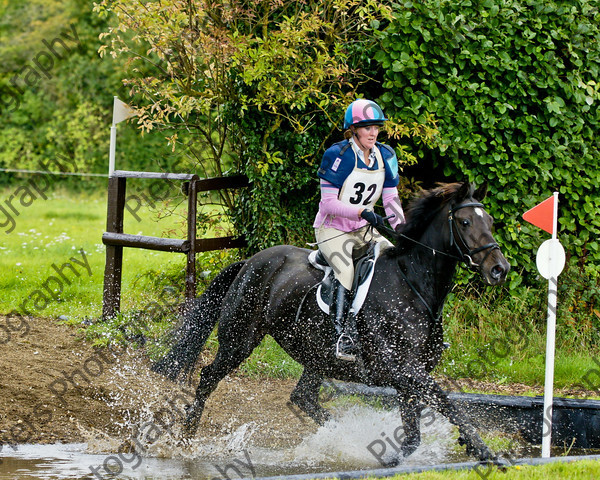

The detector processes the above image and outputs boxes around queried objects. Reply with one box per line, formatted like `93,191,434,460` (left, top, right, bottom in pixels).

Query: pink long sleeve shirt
313,180,404,232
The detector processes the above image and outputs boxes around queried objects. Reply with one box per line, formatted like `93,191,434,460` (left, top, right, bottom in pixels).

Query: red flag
523,196,555,234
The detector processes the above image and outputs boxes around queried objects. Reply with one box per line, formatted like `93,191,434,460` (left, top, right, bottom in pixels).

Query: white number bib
338,147,385,211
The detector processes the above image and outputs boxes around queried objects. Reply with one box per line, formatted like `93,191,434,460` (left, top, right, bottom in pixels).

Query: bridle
448,202,500,271
394,201,501,322
393,201,500,273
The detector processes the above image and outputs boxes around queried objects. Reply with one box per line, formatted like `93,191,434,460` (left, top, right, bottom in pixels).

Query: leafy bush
440,279,600,388
0,0,182,188
375,0,600,286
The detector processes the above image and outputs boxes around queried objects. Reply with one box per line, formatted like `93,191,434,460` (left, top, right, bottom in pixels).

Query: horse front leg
391,366,495,462
398,393,423,458
289,370,331,425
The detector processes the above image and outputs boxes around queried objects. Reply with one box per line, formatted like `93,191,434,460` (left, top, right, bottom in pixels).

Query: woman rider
313,99,405,361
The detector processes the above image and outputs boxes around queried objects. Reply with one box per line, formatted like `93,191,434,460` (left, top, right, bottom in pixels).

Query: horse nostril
491,264,505,279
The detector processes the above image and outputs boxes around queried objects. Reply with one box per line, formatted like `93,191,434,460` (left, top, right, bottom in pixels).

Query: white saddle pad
307,242,382,315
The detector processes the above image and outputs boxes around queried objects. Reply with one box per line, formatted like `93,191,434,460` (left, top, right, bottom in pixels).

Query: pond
0,405,468,479
2,403,596,480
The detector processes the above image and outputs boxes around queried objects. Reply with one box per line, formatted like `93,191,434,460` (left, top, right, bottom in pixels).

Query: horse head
448,183,510,285
396,182,510,285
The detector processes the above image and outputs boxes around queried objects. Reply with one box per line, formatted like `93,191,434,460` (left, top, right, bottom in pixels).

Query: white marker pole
108,123,117,177
541,192,560,458
108,96,137,177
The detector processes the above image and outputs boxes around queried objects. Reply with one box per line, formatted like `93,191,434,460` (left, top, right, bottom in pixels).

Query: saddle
307,242,382,315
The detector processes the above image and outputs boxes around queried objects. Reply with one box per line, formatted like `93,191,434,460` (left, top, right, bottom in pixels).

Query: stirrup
336,334,356,362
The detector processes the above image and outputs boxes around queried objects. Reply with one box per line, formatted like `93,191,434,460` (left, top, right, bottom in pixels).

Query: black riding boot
331,280,357,362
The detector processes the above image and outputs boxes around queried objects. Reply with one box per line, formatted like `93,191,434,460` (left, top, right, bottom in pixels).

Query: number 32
349,182,377,205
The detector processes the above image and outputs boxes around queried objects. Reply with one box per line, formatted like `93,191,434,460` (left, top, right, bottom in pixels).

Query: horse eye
461,219,471,227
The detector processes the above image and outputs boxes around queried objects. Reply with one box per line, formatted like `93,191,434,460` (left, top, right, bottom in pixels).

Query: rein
307,214,396,247
305,202,500,323
387,202,499,273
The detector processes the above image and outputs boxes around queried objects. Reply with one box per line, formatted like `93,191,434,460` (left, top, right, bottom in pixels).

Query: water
0,405,465,479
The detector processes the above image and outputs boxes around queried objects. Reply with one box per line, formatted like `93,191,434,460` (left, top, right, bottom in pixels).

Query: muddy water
0,443,273,479
0,406,469,479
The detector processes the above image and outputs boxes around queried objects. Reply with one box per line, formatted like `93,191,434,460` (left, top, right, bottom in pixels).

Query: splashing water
6,354,461,478
81,353,460,469
79,396,458,476
1,404,463,480
292,404,456,469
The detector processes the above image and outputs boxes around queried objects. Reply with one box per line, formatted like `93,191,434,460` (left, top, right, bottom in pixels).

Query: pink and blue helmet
343,99,388,129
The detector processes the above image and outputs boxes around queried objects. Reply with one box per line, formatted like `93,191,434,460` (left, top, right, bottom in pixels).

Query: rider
313,98,405,361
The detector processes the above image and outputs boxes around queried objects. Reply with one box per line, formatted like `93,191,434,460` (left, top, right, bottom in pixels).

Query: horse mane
388,182,476,256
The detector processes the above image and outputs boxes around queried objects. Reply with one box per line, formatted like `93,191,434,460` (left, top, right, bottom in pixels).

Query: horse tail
151,260,246,382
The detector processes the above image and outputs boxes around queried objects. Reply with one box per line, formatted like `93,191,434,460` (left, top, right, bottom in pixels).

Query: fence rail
102,170,248,320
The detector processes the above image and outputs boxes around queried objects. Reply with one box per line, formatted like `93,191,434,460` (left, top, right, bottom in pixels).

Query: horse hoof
174,435,194,450
381,456,402,468
182,417,200,437
458,433,495,462
473,444,495,462
486,458,510,471
182,401,203,437
401,441,419,458
479,448,496,462
314,409,332,426
288,398,331,426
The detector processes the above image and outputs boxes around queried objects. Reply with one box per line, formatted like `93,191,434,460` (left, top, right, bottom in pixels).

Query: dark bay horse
152,182,510,463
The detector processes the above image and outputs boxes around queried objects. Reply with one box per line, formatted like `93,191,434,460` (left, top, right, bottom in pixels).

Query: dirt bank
0,315,315,448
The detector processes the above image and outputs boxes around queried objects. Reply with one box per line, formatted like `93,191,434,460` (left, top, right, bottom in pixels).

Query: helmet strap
352,129,371,157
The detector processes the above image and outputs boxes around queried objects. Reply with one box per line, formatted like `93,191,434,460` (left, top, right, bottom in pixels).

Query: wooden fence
102,170,248,320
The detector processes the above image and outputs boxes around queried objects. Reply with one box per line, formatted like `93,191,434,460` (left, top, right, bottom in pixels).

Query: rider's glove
360,209,385,229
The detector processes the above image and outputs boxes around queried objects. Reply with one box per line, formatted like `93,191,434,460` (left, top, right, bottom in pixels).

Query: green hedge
375,0,600,285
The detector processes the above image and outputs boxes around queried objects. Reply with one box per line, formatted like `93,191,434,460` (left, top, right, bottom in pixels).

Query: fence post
102,176,127,319
101,171,247,320
185,178,198,303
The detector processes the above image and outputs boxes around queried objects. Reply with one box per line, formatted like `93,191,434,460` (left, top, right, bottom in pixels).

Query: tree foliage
0,0,178,185
5,0,598,304
93,0,433,249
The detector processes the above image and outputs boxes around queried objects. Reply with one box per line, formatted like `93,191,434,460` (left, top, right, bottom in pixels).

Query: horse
152,182,510,464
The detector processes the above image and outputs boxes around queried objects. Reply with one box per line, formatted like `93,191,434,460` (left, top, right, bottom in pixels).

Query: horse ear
456,182,470,200
474,183,488,201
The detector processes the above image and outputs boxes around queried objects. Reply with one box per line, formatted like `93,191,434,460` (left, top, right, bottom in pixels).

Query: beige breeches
314,226,392,290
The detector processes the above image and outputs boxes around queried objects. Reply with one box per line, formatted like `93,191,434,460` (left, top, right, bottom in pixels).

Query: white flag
112,97,137,125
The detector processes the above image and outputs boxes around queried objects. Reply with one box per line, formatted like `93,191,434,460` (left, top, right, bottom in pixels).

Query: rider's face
353,125,380,151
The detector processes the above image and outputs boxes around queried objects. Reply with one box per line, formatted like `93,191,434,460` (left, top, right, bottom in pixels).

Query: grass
2,186,600,390
437,283,600,393
356,459,600,479
298,459,600,479
0,185,191,320
0,184,294,376
0,182,240,330
238,335,304,378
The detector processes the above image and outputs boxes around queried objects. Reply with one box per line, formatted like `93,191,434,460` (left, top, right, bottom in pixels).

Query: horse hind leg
289,370,331,425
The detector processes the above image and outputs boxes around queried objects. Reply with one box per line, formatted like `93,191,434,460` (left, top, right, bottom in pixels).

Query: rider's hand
394,223,406,234
360,209,385,229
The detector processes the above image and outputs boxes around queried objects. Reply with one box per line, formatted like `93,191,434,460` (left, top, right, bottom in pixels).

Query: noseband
448,202,500,271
